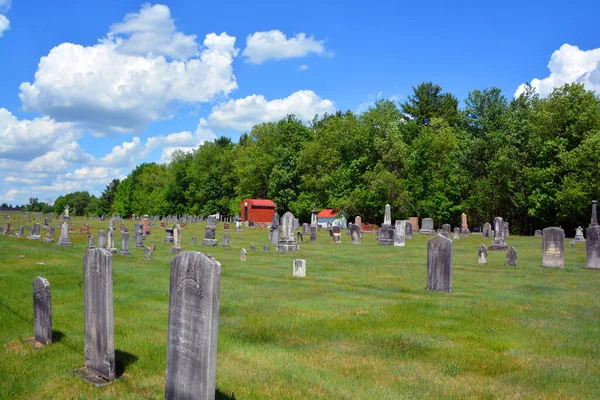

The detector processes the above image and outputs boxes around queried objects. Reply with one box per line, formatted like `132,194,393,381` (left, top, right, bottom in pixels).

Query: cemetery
1,210,600,399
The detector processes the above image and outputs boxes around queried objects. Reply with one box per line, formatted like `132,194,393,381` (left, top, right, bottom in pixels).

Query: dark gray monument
542,227,564,268
33,276,52,345
134,225,144,248
120,231,130,255
506,246,518,266
270,211,280,245
310,208,317,243
331,225,341,243
427,235,453,293
81,248,116,382
405,220,413,239
378,204,394,246
165,251,221,399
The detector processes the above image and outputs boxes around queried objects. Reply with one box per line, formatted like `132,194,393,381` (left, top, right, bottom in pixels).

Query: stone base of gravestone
202,239,218,246
42,238,53,243
119,249,130,255
378,225,394,246
489,238,507,251
109,247,117,254
419,229,436,235
28,235,42,240
277,240,300,253
57,236,72,246
72,367,117,387
170,246,182,254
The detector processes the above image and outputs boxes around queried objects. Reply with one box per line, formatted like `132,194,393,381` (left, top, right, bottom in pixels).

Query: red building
240,199,277,223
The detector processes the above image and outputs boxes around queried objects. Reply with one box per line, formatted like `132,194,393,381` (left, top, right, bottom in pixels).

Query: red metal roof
249,199,276,207
317,209,338,218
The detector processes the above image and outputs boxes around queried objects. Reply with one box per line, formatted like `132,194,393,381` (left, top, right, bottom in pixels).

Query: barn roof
317,209,339,218
248,199,276,207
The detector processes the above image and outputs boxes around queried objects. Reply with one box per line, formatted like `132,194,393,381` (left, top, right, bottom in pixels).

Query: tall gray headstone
33,276,52,345
165,251,221,400
222,233,230,248
171,225,182,253
394,220,406,247
542,227,564,268
98,230,107,249
120,231,130,255
587,200,600,269
83,248,116,381
427,235,453,293
277,212,300,252
490,217,507,250
379,205,394,246
383,204,391,226
483,222,492,238
107,227,117,253
203,217,218,246
405,220,413,239
57,222,72,246
453,227,460,240
350,224,361,244
134,224,144,248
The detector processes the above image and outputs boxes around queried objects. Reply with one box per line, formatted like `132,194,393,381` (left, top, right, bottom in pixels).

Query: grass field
1,217,599,399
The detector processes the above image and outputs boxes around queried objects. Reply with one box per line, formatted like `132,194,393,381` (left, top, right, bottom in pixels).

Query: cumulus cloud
0,14,9,38
0,0,11,12
298,64,309,71
515,44,600,97
242,30,330,64
0,108,83,161
19,4,239,134
207,90,335,132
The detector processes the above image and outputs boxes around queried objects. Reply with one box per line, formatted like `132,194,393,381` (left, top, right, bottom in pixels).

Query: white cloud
0,108,83,161
298,64,309,71
107,4,198,60
242,30,330,64
208,90,335,132
515,44,600,97
0,14,9,38
19,4,239,134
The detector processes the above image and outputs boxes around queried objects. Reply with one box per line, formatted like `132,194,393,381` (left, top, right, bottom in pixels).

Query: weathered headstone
120,231,130,255
297,231,303,242
534,229,542,237
350,224,361,244
145,247,152,260
165,251,221,399
490,217,507,250
302,223,309,234
88,235,95,249
453,227,460,240
165,228,174,243
277,212,300,252
98,230,107,249
404,220,413,239
427,235,452,292
575,226,586,242
379,204,394,246
503,222,509,239
249,245,255,251
483,222,492,238
586,200,600,269
57,222,72,246
80,248,116,382
441,224,451,235
263,245,269,251
331,225,341,244
192,236,197,244
28,223,41,240
203,216,218,246
542,227,564,268
222,233,230,248
478,244,488,264
293,259,306,277
506,246,518,266
107,228,116,253
394,220,406,247
171,225,182,254
33,276,52,345
17,225,24,238
270,211,280,245
419,218,436,235
240,248,246,261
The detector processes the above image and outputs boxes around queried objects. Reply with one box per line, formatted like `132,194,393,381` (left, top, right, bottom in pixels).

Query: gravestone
98,230,107,249
534,230,542,237
332,226,341,243
293,259,306,277
302,223,309,234
310,225,317,243
240,248,246,261
441,224,451,235
478,244,488,264
277,212,300,252
409,216,419,231
506,246,518,266
165,251,221,400
164,228,174,243
542,227,564,268
270,211,280,245
17,225,24,238
145,247,152,260
88,235,95,249
170,225,182,254
354,216,362,229
394,220,406,247
80,248,116,382
575,226,586,242
310,208,318,243
482,222,492,238
192,236,197,244
378,204,394,246
263,245,269,251
223,223,229,231
453,227,460,240
503,222,509,239
405,221,413,239
419,218,436,235
120,222,125,233
203,216,218,246
28,223,41,240
222,233,230,248
489,217,507,250
427,235,453,293
350,224,361,244
461,213,469,231
297,231,303,242
57,222,72,246
440,229,450,239
120,231,130,255
586,200,600,269
249,245,255,251
33,276,52,345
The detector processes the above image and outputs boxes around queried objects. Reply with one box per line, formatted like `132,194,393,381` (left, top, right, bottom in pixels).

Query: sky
1,0,600,205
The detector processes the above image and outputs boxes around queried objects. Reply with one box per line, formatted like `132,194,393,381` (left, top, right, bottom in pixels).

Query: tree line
45,82,600,235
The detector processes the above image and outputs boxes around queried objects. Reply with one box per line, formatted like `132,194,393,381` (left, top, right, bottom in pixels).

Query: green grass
1,217,599,399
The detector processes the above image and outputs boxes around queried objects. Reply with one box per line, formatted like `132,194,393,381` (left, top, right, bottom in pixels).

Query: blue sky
1,0,599,205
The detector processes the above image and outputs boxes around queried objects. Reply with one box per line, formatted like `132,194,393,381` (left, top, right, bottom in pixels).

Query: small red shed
240,198,277,223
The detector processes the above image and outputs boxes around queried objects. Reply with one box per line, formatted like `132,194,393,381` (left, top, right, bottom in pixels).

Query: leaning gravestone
120,231,130,255
542,227,564,268
586,200,600,269
419,218,436,235
57,222,72,246
378,204,394,246
33,276,52,345
77,248,116,383
506,246,518,266
394,220,406,247
277,212,300,252
427,235,453,292
478,244,488,264
293,259,306,277
350,224,361,245
165,251,221,399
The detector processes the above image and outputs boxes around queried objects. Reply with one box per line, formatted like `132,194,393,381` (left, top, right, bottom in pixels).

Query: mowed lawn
1,217,599,399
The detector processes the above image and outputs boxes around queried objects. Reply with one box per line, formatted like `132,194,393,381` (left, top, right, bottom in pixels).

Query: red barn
240,198,277,223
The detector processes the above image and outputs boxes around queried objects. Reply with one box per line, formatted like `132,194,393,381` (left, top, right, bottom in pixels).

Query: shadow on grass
115,349,139,377
216,389,237,400
51,330,65,343
0,298,29,323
